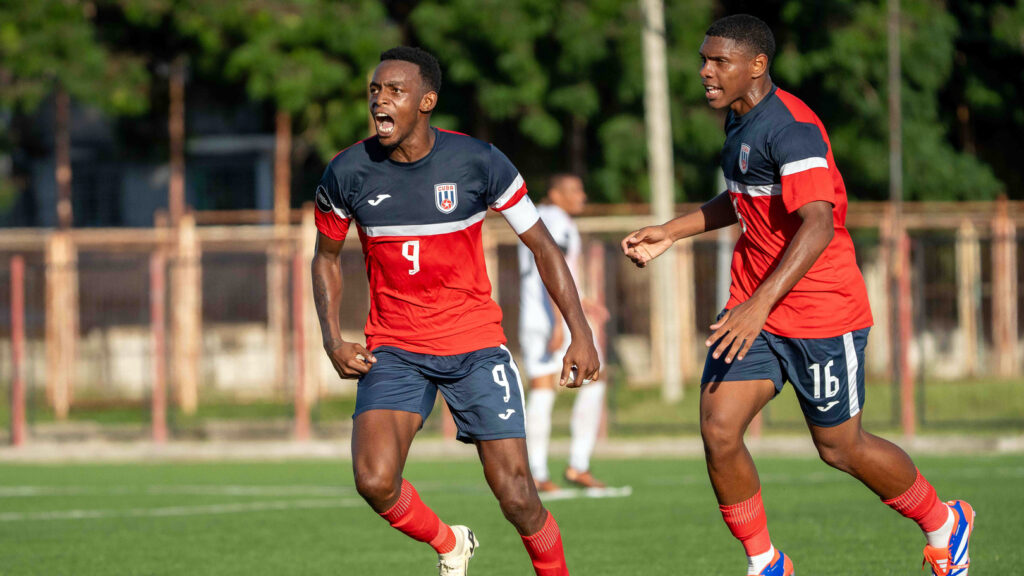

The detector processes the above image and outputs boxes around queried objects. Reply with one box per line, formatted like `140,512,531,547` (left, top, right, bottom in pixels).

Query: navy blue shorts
702,312,870,427
353,345,526,444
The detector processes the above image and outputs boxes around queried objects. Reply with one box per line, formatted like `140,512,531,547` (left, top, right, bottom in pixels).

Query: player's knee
700,412,744,455
814,438,855,471
496,481,540,526
353,466,401,507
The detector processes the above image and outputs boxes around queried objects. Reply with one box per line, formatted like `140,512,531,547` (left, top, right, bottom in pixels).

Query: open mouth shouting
374,112,396,138
704,84,723,101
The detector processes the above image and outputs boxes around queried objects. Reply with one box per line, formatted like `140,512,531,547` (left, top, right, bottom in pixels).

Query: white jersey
518,203,581,340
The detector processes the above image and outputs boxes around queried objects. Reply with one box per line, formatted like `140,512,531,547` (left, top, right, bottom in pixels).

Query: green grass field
0,455,1018,575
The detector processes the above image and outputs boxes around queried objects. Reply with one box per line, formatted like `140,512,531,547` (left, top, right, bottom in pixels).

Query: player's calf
379,479,459,555
521,510,569,576
720,489,790,576
494,478,546,533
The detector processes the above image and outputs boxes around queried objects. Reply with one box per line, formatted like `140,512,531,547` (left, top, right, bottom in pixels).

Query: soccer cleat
437,525,479,576
534,479,561,493
756,549,795,576
563,467,606,489
922,500,974,576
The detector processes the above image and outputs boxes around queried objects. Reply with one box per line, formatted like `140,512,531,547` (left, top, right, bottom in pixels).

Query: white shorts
520,326,569,380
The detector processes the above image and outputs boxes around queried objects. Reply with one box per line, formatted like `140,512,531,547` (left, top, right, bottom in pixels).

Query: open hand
706,299,771,364
621,225,674,268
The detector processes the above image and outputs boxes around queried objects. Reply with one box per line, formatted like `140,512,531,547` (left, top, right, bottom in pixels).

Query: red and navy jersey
314,128,538,355
722,86,873,338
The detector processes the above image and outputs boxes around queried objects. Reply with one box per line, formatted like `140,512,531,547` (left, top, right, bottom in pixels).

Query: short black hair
380,46,442,93
548,173,581,192
706,14,776,65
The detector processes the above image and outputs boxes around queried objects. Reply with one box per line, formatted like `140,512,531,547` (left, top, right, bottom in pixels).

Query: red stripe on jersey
780,168,835,213
492,183,528,212
315,208,351,241
436,128,472,137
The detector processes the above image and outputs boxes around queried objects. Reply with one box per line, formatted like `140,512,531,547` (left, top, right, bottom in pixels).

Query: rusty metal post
10,256,27,446
150,251,168,444
45,232,76,420
168,57,187,227
956,219,981,377
992,196,1019,377
300,205,322,400
293,250,311,441
171,214,201,414
897,232,915,438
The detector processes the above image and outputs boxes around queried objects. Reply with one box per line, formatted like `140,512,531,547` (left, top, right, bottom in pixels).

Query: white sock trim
748,544,775,575
925,505,955,549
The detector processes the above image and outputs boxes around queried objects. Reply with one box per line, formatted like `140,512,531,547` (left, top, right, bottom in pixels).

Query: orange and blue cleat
756,549,794,576
923,500,974,576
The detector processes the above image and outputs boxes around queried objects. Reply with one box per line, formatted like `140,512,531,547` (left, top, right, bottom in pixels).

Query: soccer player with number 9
311,46,599,575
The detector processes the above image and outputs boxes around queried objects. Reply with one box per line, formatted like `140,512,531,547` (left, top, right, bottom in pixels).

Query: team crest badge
434,183,458,214
739,143,751,174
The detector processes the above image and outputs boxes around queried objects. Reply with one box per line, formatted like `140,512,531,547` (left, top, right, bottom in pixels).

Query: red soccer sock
882,469,949,533
719,489,773,557
379,479,456,554
521,511,569,576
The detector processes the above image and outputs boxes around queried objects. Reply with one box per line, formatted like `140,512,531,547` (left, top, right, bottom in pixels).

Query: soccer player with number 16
623,15,973,576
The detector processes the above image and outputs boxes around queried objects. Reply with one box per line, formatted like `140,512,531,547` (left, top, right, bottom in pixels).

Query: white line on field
0,485,356,498
642,466,1024,487
539,486,633,502
0,498,365,522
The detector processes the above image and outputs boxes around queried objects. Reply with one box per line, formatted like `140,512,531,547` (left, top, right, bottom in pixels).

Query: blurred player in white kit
518,174,608,491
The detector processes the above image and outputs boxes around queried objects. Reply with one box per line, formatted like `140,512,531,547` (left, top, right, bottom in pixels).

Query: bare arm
311,231,376,378
622,191,737,267
742,200,834,311
518,221,600,387
707,200,835,363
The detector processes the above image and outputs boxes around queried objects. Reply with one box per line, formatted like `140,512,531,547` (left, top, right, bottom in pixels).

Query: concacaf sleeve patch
315,185,333,213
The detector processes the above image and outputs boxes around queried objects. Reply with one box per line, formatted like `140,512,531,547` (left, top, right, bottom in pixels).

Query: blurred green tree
408,0,721,203
0,0,148,227
220,0,397,166
743,0,1004,200
943,0,1024,199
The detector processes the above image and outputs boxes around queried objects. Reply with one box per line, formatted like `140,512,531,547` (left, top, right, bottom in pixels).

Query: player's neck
730,77,774,117
388,124,436,164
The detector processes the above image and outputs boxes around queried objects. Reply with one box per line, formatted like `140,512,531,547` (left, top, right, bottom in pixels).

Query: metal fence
2,200,1023,442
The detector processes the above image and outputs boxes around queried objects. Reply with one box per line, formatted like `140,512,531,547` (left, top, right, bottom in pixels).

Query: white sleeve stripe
843,332,861,419
362,211,485,237
726,178,781,197
491,174,525,209
502,195,540,235
780,157,828,176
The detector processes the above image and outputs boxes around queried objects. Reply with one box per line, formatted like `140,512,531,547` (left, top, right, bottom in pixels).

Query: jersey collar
727,84,778,128
385,127,442,168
